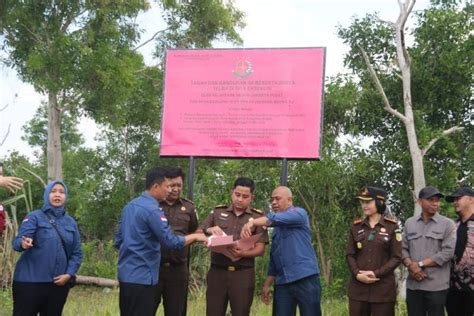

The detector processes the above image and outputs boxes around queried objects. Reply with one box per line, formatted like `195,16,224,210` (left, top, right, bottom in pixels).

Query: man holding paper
198,177,269,316
241,186,322,316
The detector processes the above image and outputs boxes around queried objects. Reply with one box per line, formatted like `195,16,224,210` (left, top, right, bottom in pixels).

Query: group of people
347,185,474,316
114,166,322,316
5,165,473,316
9,166,322,316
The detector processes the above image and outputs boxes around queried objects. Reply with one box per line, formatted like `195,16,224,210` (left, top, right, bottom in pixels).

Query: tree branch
0,123,11,146
357,44,408,123
421,126,465,156
60,9,87,33
377,17,396,28
133,28,168,51
397,0,416,26
19,24,42,43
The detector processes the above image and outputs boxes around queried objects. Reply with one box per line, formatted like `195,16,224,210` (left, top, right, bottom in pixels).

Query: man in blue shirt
115,166,207,316
241,186,322,316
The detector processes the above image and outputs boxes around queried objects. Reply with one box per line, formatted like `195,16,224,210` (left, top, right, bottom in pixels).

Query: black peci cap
445,187,474,203
418,186,444,199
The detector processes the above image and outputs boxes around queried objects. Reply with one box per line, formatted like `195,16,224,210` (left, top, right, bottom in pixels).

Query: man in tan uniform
157,167,198,316
198,177,268,316
402,186,456,316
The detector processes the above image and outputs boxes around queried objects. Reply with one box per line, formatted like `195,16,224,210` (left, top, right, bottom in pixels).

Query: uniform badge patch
396,233,402,241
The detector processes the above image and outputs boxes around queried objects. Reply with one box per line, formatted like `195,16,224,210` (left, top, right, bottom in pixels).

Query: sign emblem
232,59,253,78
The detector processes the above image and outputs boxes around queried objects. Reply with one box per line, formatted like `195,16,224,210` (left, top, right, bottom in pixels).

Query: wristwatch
418,261,425,268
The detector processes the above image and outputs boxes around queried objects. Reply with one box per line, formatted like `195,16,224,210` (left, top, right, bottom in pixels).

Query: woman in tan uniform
346,186,402,316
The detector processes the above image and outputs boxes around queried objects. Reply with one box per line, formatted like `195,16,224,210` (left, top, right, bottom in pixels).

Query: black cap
418,186,444,199
356,186,387,201
445,187,474,203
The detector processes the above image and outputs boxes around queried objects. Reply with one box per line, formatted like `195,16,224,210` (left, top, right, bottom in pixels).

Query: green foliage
21,103,84,156
337,14,396,74
156,0,244,58
333,0,473,217
79,241,117,279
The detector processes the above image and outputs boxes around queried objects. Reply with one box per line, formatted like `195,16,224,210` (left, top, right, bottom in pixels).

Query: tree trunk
75,275,118,287
123,127,134,197
47,92,62,181
395,10,425,215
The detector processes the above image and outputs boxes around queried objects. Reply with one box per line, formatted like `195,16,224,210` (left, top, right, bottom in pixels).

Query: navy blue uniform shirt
115,192,185,285
267,206,320,285
13,180,82,283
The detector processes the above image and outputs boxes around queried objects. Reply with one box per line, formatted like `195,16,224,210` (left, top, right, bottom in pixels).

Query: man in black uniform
198,177,268,316
157,167,199,316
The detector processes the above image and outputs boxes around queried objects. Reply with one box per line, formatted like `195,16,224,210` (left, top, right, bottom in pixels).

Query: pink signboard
160,48,325,159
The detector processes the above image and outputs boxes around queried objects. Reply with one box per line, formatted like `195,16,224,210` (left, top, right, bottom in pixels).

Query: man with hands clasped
402,186,456,316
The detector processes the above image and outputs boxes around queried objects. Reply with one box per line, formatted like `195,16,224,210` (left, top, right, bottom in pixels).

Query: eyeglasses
368,230,376,241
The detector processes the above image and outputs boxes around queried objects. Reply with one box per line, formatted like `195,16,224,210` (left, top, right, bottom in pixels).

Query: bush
78,240,117,279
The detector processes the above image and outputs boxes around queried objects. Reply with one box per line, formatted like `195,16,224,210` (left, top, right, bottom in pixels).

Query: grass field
0,286,408,315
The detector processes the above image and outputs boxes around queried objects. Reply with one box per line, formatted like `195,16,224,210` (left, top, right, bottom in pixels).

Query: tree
0,0,244,181
0,1,148,180
336,0,472,214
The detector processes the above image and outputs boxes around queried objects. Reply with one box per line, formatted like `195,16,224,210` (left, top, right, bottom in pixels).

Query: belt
211,263,253,272
161,262,185,267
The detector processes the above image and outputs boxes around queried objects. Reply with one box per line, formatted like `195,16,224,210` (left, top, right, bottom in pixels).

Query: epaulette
384,217,398,224
180,197,195,205
353,219,362,225
215,204,227,208
251,208,263,214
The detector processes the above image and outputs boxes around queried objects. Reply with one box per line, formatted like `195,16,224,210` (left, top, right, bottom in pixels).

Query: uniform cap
418,186,443,199
445,187,474,202
356,186,386,201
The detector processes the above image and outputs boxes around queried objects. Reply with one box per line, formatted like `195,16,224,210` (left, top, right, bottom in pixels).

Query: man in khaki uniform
157,167,198,316
402,186,456,316
198,177,268,316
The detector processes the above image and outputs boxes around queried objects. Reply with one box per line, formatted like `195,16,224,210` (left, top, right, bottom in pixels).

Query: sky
0,0,430,159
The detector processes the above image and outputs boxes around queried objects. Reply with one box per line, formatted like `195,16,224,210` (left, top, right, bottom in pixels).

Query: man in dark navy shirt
241,186,321,316
115,166,207,316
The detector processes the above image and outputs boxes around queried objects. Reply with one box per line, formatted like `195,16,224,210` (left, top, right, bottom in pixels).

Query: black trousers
157,264,188,316
13,282,70,316
119,282,160,316
446,288,474,316
406,289,448,316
